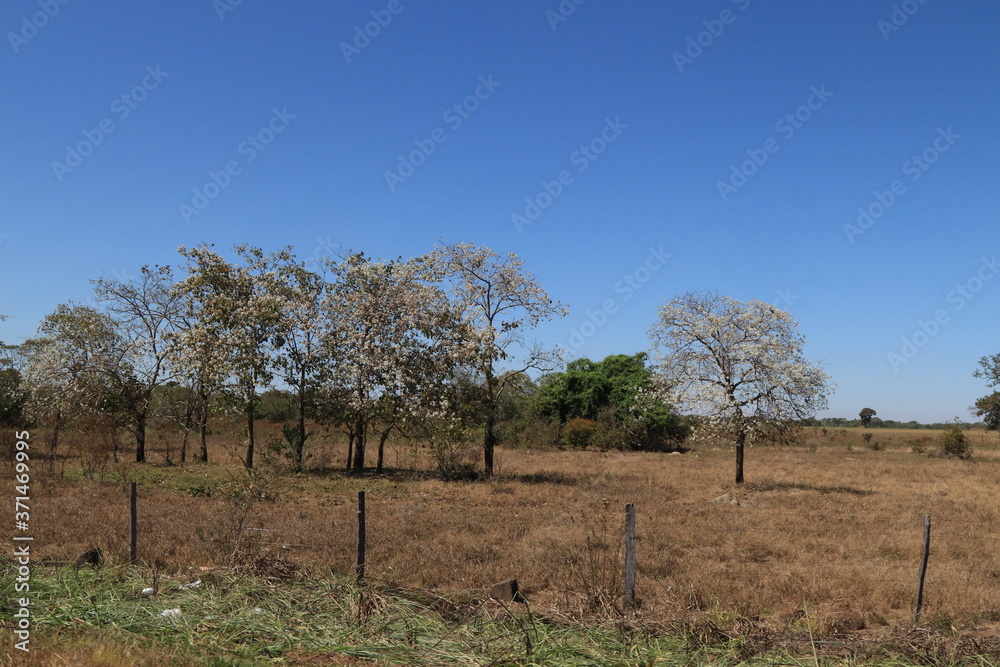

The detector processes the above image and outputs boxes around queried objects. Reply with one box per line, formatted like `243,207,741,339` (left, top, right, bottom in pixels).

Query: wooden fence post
914,514,931,623
356,491,366,582
129,482,138,564
624,503,636,606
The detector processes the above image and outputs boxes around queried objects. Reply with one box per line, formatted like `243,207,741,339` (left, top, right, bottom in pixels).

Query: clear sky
1,0,998,423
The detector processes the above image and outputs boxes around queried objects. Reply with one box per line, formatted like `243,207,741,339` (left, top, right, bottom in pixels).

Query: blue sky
1,0,998,423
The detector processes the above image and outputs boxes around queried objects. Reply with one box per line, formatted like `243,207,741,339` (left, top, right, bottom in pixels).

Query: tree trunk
180,396,193,464
484,413,496,477
376,426,392,475
735,429,745,484
483,374,497,477
295,366,307,470
346,431,354,471
199,417,208,462
134,409,147,463
198,386,209,462
49,411,62,473
352,416,366,473
245,394,255,469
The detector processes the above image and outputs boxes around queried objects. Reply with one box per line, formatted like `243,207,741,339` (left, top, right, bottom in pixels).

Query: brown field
11,424,1000,640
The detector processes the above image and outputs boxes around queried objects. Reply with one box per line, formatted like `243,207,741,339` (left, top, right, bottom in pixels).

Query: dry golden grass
13,424,1000,638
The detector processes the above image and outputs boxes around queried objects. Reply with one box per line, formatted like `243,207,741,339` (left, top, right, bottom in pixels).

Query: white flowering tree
324,252,467,473
93,265,184,462
648,292,833,484
438,242,568,476
165,283,225,463
173,244,288,469
22,304,134,468
271,254,333,470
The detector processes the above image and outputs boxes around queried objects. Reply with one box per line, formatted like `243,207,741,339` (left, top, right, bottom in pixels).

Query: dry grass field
20,426,1000,619
8,424,1000,664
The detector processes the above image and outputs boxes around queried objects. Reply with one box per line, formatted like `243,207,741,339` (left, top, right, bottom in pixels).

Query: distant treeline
808,417,983,430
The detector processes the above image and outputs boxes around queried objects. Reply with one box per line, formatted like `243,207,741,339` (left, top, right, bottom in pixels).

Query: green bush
561,418,597,449
588,422,624,451
939,425,972,459
862,432,882,451
257,390,297,423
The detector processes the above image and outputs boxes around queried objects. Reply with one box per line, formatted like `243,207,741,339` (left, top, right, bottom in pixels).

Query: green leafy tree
973,393,1000,435
974,353,1000,387
0,339,27,427
973,354,1000,441
939,422,972,459
537,353,685,450
859,407,877,428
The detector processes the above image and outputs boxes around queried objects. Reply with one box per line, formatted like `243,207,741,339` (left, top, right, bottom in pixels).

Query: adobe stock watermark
511,117,628,233
545,0,589,31
340,0,415,63
877,0,930,41
304,236,342,273
213,0,246,21
774,287,799,311
844,126,958,244
8,0,71,54
672,0,751,74
384,75,502,192
51,66,169,183
12,430,32,653
887,255,998,372
178,107,295,224
716,84,833,202
566,246,671,351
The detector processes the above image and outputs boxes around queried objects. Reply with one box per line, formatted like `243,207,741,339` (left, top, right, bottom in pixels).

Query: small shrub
206,467,277,565
862,433,882,451
534,419,564,448
561,418,597,449
426,425,479,480
588,422,623,451
939,425,972,459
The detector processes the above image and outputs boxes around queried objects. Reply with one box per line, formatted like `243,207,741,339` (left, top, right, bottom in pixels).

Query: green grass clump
20,565,690,666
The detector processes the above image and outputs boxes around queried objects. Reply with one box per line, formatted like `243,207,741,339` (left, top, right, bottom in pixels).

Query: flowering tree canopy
325,252,469,473
270,253,333,470
173,244,289,468
648,291,833,483
93,265,183,462
22,303,135,465
438,241,568,476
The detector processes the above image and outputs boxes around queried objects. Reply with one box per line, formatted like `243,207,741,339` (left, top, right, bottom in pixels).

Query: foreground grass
3,565,746,666
5,565,1000,667
9,425,1000,664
